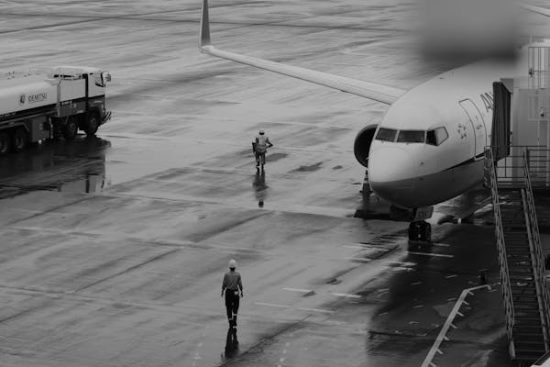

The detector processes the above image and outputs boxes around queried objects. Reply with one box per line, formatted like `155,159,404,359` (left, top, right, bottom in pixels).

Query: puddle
291,162,323,173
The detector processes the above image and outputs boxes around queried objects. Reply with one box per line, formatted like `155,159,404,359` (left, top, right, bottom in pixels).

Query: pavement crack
5,196,94,226
0,301,51,325
74,248,180,292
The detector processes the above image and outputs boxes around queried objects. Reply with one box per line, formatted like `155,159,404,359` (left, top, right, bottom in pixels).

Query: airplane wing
521,3,550,17
198,0,406,105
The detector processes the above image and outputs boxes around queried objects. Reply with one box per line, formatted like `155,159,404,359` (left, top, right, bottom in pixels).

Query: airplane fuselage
367,57,519,208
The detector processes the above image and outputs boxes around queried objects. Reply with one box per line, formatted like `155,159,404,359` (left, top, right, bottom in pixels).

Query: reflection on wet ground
0,136,110,196
224,325,240,359
252,169,268,207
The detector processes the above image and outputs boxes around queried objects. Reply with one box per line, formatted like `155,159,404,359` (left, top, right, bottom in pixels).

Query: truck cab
49,66,112,140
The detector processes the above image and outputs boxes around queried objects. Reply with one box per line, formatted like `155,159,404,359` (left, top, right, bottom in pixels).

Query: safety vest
256,135,267,153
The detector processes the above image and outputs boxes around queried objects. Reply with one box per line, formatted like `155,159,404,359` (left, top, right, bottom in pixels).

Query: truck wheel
63,117,78,141
12,127,28,152
84,113,99,136
0,131,10,154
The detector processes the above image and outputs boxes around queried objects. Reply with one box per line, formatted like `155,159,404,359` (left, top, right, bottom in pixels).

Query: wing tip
199,0,211,50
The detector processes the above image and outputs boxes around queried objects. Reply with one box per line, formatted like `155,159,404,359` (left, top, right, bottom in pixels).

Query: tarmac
0,0,549,366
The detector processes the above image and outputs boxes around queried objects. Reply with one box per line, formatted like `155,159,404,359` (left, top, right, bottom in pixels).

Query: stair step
513,301,539,306
512,292,538,298
507,254,531,259
512,280,536,286
515,330,545,336
515,312,544,319
514,306,540,312
515,325,545,331
509,272,534,277
515,317,545,323
515,329,545,336
510,290,537,295
506,247,530,252
514,335,544,348
508,263,533,269
511,296,537,302
514,343,546,350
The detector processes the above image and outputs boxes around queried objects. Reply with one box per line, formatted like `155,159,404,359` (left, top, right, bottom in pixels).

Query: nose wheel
408,221,431,243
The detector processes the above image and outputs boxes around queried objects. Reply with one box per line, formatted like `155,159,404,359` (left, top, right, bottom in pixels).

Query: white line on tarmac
392,267,415,272
386,262,417,269
298,307,334,314
445,274,458,279
255,302,290,309
347,257,372,263
408,251,454,258
343,245,365,249
283,287,313,293
332,292,361,299
432,243,451,247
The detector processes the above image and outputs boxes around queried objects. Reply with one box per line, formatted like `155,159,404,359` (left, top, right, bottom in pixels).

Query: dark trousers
255,152,266,166
225,290,240,322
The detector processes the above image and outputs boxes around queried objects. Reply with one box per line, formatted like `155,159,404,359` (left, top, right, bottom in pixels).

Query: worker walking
253,130,273,170
221,259,243,343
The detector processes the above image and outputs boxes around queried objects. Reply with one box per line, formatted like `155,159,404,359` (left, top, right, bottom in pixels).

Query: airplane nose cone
368,146,417,207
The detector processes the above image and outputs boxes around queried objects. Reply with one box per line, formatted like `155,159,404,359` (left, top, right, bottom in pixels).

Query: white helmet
228,259,237,269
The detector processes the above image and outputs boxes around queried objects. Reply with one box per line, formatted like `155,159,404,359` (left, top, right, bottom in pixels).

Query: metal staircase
485,147,550,364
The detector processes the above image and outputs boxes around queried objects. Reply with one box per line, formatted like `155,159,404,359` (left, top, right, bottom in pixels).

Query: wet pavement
0,0,549,366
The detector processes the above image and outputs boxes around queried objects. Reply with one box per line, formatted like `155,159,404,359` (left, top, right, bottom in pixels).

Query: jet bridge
495,43,550,187
487,42,550,365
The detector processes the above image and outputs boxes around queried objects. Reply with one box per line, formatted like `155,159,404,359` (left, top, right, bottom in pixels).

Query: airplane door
459,99,486,158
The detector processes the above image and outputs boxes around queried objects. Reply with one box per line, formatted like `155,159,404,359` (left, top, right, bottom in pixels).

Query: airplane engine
353,124,378,168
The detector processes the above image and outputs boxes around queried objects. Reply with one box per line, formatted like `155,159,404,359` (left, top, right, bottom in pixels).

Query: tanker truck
0,65,111,155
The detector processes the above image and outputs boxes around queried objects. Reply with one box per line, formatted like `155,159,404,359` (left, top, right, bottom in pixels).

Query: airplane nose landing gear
407,207,433,248
408,221,431,243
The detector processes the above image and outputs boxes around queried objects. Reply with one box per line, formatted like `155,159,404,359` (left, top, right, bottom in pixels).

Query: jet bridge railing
522,152,550,352
484,148,515,345
525,147,550,188
486,146,550,188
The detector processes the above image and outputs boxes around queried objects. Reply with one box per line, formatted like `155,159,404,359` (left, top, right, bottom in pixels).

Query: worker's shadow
252,170,268,207
223,326,239,358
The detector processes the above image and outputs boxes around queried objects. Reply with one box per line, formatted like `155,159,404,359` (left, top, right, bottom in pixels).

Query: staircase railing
485,148,515,346
523,151,550,352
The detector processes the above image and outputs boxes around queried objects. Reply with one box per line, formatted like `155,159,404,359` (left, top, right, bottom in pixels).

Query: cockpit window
397,130,425,143
426,127,449,146
375,128,397,142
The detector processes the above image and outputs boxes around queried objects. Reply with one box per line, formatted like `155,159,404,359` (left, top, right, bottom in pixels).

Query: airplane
198,0,549,243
